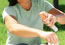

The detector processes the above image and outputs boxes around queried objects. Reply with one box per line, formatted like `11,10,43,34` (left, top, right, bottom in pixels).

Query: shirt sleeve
2,6,17,24
44,0,54,12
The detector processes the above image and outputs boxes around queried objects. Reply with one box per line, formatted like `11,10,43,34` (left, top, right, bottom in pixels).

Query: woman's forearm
56,14,65,24
10,24,43,38
49,8,65,24
49,8,64,15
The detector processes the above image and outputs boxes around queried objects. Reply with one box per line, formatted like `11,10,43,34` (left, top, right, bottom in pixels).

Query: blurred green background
0,0,65,45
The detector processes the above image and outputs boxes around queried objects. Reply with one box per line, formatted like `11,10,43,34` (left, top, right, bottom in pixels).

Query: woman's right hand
38,31,58,43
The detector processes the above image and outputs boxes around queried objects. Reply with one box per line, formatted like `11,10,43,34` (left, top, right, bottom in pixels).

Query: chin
25,8,31,11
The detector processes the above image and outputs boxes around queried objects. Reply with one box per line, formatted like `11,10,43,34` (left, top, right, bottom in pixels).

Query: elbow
9,27,16,34
9,29,15,34
8,24,17,34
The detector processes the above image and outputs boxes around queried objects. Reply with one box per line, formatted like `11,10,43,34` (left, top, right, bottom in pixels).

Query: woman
2,0,65,45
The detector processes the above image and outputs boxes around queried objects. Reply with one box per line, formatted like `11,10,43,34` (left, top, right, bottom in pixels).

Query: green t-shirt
2,0,54,45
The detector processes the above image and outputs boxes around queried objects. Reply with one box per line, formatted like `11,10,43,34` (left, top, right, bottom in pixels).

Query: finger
48,16,56,28
46,34,53,43
44,17,51,26
42,20,46,24
46,15,53,27
53,17,56,24
51,34,56,43
49,18,54,28
46,19,52,27
51,33,58,43
54,35,58,43
43,14,53,26
48,32,57,43
43,18,49,24
46,36,51,42
53,35,57,43
49,34,54,43
50,17,56,28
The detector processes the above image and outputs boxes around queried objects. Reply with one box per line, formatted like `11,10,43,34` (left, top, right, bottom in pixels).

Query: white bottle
52,25,58,32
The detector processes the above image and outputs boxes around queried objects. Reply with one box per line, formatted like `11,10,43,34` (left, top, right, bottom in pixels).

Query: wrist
55,15,59,22
55,13,65,22
37,30,46,38
30,28,45,37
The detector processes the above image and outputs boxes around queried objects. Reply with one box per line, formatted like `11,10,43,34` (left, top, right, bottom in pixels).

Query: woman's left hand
42,12,57,28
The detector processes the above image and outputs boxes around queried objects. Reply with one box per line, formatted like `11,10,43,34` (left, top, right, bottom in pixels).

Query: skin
5,15,58,45
17,0,32,11
5,0,65,45
40,11,57,28
43,8,65,28
49,8,65,25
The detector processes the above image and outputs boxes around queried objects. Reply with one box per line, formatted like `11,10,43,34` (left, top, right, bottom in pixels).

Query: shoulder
4,4,21,12
4,6,16,11
3,5,18,15
2,5,17,19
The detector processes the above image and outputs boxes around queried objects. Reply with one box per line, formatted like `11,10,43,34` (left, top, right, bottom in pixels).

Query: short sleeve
44,0,54,12
2,6,16,23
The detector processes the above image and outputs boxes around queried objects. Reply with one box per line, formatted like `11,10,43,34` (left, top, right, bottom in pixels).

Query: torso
5,0,49,45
